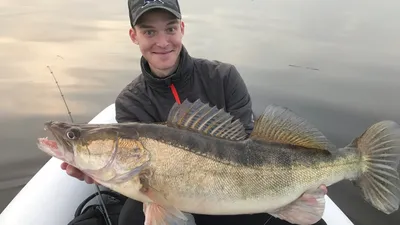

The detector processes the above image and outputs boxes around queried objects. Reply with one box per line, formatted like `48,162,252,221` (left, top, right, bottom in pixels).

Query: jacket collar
140,45,193,91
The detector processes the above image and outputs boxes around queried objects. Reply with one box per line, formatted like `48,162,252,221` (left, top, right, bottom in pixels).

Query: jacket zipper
169,83,181,104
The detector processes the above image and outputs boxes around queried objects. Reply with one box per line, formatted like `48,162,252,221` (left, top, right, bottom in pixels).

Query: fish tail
349,120,400,214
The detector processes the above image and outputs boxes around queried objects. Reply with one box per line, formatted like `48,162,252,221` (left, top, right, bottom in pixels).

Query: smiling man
62,0,328,224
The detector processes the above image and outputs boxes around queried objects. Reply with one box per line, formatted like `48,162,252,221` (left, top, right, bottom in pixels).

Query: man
61,0,328,224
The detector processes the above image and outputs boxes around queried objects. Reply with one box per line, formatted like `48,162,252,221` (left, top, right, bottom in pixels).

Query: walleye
37,99,400,225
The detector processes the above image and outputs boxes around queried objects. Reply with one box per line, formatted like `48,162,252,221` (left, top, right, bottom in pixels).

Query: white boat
0,103,355,225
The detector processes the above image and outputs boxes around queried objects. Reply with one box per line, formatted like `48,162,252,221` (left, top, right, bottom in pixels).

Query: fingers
84,175,96,184
298,185,328,204
66,164,84,179
60,162,68,170
319,185,328,194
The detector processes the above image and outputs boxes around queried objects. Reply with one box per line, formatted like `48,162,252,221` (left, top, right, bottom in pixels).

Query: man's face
129,9,185,75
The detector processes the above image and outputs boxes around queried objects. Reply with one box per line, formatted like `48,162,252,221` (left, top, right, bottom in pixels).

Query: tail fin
350,120,400,214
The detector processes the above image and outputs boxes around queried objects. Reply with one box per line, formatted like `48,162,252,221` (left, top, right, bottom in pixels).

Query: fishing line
47,64,112,225
263,215,272,225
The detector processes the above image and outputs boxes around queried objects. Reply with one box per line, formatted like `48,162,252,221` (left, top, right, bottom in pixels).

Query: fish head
37,121,148,174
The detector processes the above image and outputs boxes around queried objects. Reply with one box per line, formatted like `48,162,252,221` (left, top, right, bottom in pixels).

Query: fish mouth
37,137,64,160
37,121,75,162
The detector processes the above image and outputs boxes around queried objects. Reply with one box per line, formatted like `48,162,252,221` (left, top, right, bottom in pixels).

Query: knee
118,199,145,225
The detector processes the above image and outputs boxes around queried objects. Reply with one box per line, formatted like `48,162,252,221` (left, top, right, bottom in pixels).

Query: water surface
1,0,399,224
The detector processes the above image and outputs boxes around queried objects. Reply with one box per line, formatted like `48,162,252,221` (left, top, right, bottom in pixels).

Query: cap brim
133,5,181,26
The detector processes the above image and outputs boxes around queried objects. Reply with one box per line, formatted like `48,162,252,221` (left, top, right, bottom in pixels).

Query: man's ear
180,21,185,35
129,28,139,45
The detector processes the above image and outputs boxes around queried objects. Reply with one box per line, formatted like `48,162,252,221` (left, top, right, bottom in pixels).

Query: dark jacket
114,45,254,133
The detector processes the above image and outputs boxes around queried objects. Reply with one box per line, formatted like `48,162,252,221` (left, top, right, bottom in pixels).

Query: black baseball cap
128,0,182,27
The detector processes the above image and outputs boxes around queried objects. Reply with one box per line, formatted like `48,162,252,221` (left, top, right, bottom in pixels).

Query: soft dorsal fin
166,99,248,141
250,104,336,152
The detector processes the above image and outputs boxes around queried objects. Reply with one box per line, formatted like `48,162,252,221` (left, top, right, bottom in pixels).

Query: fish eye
66,127,80,140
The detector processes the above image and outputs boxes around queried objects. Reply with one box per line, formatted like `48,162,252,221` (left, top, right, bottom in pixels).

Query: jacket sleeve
115,88,157,123
224,65,255,135
115,94,140,123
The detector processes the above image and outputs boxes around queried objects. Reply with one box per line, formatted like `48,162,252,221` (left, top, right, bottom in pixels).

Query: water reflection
1,0,400,224
0,0,140,117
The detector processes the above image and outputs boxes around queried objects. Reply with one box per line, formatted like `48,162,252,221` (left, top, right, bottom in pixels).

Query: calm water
1,0,400,224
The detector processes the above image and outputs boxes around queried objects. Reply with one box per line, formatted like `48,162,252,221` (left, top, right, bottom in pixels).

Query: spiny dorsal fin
167,99,248,141
250,104,336,152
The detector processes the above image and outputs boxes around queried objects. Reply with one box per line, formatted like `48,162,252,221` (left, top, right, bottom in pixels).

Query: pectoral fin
143,202,196,225
268,188,326,225
140,184,195,225
139,168,196,225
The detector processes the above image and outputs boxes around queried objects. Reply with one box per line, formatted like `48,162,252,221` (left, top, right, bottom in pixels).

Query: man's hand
60,162,98,184
299,184,328,204
319,185,328,194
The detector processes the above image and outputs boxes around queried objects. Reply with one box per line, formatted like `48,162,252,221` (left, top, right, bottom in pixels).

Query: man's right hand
61,162,98,184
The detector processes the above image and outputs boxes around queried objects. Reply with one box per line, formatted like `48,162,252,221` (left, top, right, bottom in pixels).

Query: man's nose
155,33,169,48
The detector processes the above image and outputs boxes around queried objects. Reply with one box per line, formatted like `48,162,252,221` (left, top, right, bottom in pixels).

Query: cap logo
142,0,164,8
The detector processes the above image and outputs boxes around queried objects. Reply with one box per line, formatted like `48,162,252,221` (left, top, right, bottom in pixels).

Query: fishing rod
46,66,74,123
46,65,112,225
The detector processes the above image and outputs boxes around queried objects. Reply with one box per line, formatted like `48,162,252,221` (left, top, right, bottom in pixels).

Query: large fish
37,99,400,225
